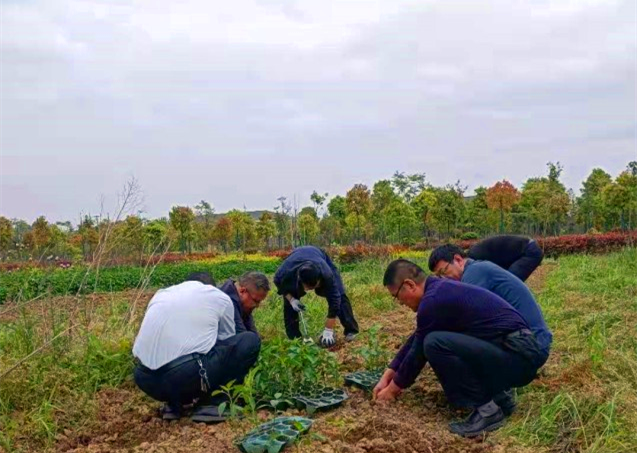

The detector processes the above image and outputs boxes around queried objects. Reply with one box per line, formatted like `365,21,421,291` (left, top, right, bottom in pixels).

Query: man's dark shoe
449,408,505,437
494,389,517,416
160,403,181,421
190,404,228,424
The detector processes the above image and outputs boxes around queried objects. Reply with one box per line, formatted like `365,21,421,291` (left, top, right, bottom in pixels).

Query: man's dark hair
298,263,321,287
238,271,270,292
383,259,426,286
185,271,216,286
428,244,466,272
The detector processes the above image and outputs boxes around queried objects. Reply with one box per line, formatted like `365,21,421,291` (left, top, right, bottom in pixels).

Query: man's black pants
283,293,359,340
423,331,546,408
508,240,544,282
134,332,260,407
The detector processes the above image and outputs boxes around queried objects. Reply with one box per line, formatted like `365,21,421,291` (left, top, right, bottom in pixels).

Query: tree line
1,161,636,263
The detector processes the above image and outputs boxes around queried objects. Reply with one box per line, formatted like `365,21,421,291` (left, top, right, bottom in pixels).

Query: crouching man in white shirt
132,272,263,423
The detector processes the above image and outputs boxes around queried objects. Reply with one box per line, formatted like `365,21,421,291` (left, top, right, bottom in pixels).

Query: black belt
136,352,202,375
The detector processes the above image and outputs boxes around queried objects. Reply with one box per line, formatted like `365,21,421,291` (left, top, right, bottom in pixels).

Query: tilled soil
57,310,502,453
58,383,499,453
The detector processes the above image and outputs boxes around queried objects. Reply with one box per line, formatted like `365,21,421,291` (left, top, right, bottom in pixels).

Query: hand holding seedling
373,369,396,399
375,380,402,403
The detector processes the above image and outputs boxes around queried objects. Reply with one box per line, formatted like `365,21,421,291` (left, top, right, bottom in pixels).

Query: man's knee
236,331,261,355
423,331,452,355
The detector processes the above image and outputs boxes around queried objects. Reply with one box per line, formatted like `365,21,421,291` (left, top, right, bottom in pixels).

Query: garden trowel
298,311,314,345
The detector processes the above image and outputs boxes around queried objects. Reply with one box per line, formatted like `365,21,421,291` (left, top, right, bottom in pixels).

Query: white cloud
1,0,635,221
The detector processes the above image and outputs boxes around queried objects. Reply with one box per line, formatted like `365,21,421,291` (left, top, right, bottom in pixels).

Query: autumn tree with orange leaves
486,180,521,233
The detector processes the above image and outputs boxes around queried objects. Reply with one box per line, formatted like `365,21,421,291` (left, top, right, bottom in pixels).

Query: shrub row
536,231,637,258
0,251,222,272
0,257,281,304
409,231,637,258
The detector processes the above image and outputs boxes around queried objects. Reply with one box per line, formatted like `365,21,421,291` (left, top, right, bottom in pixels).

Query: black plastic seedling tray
344,369,384,392
292,387,349,415
237,416,313,453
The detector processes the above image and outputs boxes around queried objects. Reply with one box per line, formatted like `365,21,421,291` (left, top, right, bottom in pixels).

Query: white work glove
319,328,335,347
289,298,306,313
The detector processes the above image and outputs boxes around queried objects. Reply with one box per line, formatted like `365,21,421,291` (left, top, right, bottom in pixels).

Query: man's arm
232,303,247,334
389,334,415,371
392,332,428,389
244,313,258,335
319,266,341,319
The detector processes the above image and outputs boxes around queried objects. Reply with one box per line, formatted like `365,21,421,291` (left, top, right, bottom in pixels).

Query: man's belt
136,352,202,374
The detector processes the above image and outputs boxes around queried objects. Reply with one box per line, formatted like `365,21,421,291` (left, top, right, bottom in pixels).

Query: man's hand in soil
375,380,402,403
373,369,396,399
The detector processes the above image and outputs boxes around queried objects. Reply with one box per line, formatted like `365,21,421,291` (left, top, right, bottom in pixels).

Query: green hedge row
0,259,282,304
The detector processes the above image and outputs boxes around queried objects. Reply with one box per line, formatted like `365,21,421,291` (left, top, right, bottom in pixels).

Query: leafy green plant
354,324,391,370
253,338,341,401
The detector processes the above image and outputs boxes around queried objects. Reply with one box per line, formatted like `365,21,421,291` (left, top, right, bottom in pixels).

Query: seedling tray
292,387,349,415
237,416,313,453
344,369,384,392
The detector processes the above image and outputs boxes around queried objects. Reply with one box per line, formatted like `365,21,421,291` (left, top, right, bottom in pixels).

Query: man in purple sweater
374,259,545,437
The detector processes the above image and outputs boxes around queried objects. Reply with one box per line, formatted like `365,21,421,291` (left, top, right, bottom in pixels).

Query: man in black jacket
274,246,359,346
219,271,270,335
468,235,543,282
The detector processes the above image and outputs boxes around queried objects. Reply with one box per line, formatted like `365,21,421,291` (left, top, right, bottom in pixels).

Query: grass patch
498,248,637,453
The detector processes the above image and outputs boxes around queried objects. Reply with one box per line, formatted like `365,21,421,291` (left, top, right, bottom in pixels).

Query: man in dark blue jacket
219,271,270,335
375,259,545,437
467,235,543,282
273,246,359,346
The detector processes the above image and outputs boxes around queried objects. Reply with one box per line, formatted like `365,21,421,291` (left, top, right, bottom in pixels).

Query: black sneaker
190,404,228,424
160,403,181,421
494,389,517,416
449,408,505,437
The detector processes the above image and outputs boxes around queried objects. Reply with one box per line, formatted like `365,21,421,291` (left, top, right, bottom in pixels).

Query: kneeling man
133,272,261,423
375,260,545,437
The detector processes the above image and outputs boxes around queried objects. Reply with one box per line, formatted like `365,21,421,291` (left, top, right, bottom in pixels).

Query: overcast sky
1,0,635,223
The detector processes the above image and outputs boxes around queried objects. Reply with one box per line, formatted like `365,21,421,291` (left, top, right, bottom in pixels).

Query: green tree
519,163,570,235
577,168,612,230
431,183,466,238
370,180,399,243
345,184,371,241
77,216,99,260
194,200,216,251
616,169,637,229
256,212,277,250
226,210,256,250
169,206,196,253
298,212,320,245
385,199,418,243
486,180,520,233
31,216,52,257
411,188,438,239
391,172,427,202
326,195,347,244
0,217,13,256
213,217,233,252
464,187,496,235
121,215,145,262
145,219,170,253
310,191,328,217
274,196,291,249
